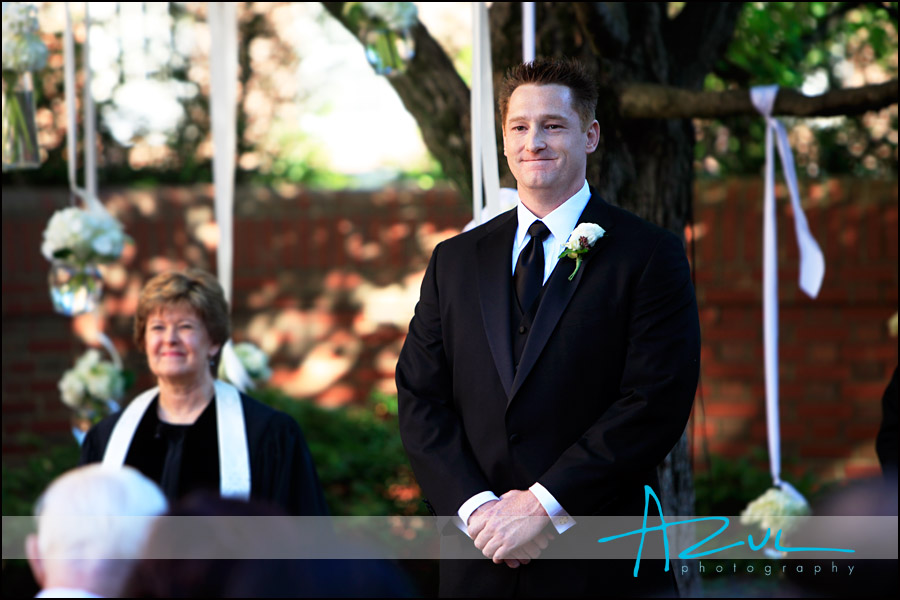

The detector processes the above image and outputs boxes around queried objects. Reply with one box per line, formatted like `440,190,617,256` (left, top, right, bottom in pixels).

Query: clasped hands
466,489,554,568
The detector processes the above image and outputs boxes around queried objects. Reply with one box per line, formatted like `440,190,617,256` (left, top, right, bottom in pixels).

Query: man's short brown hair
498,58,598,131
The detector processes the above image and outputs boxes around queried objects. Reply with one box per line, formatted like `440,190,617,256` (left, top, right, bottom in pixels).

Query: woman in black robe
80,269,328,516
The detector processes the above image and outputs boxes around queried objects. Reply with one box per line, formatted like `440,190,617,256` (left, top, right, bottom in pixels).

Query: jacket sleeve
537,231,700,516
396,242,494,516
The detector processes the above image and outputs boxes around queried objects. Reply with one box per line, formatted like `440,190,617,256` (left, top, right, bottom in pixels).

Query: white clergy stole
102,379,251,499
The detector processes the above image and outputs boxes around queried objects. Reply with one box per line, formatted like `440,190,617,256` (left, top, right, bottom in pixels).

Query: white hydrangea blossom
740,487,811,534
360,2,417,30
58,349,125,412
41,207,128,265
59,369,86,409
91,230,125,258
2,2,48,72
233,342,272,383
84,361,125,400
75,348,102,370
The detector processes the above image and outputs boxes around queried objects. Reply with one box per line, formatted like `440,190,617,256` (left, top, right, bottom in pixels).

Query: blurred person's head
134,269,230,381
126,492,414,598
25,464,168,597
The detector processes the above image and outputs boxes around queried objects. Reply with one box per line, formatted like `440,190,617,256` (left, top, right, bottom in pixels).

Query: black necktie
514,220,550,313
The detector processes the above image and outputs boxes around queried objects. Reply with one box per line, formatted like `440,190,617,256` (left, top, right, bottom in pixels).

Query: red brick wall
691,178,898,480
2,180,897,482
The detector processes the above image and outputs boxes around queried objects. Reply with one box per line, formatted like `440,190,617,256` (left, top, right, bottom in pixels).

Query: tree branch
619,79,899,118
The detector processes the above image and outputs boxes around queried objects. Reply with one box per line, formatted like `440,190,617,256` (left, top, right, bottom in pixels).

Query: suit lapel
509,193,615,402
476,211,518,400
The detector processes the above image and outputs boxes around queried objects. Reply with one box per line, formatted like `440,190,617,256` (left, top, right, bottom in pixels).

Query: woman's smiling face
144,302,220,384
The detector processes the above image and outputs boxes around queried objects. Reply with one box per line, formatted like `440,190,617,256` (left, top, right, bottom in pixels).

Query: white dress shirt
456,180,591,536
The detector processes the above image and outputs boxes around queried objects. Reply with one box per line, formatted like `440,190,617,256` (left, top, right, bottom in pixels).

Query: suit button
518,325,527,334
508,433,521,444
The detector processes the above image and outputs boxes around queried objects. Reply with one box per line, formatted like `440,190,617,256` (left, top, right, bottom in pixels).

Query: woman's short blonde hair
134,269,230,372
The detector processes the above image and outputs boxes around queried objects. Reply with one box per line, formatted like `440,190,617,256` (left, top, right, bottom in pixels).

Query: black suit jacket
397,192,700,596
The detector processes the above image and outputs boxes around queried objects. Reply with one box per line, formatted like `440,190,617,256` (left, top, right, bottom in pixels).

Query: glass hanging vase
70,399,119,445
48,260,103,316
2,70,41,171
70,412,92,446
363,26,415,76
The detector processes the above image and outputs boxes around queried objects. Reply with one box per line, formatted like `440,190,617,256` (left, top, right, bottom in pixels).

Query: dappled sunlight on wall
352,273,425,333
281,329,362,399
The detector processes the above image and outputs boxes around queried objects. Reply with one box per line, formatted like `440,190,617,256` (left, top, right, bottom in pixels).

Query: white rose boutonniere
558,222,605,281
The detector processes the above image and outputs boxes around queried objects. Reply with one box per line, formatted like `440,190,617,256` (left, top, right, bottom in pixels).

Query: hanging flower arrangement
740,484,811,555
59,349,132,445
2,2,48,170
41,206,130,316
344,2,417,76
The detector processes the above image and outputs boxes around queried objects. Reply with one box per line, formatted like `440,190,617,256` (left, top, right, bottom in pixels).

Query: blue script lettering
596,485,854,577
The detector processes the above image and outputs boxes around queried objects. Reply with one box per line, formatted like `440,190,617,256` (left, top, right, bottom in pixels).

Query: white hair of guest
27,464,168,596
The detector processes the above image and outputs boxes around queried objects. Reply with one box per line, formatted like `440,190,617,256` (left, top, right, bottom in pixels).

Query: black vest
510,277,548,369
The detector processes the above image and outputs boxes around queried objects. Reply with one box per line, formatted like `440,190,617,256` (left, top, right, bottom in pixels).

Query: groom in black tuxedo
397,58,700,597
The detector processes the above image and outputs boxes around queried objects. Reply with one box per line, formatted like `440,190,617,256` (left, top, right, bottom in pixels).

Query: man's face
502,84,599,201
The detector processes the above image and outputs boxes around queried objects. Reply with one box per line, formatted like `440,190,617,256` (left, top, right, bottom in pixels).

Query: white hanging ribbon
466,2,527,232
208,3,252,391
63,3,101,213
221,338,254,391
96,330,122,369
750,85,825,492
102,380,251,499
63,4,122,372
63,3,78,203
470,1,500,227
521,2,535,63
82,3,96,201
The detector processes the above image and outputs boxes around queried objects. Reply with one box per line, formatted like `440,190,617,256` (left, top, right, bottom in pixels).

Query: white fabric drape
208,3,252,391
470,1,500,226
522,2,535,63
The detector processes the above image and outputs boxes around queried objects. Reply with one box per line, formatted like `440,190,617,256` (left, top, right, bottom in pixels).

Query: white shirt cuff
455,491,500,536
530,482,576,534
